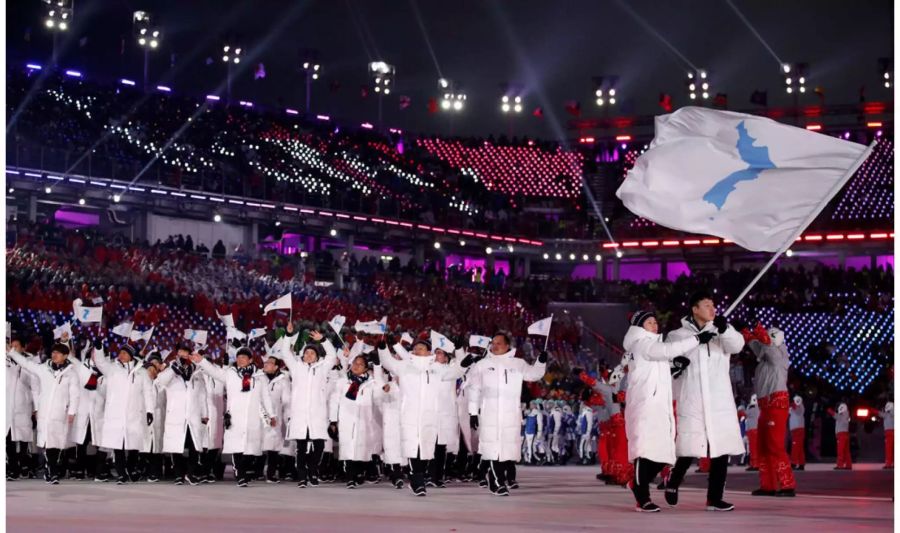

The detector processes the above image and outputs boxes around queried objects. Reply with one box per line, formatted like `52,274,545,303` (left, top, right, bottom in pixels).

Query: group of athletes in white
8,290,798,512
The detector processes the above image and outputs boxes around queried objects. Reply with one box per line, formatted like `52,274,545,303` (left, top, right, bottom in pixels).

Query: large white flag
354,318,387,335
430,331,455,354
527,316,553,336
112,321,134,338
73,299,103,323
183,329,208,347
129,326,154,343
264,293,292,314
616,107,873,252
329,315,347,337
248,327,266,340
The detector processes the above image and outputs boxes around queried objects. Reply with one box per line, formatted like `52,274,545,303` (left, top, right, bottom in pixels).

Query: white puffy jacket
330,373,381,461
9,352,80,449
7,352,38,443
261,372,291,452
669,317,745,458
93,350,156,452
275,340,337,441
155,363,208,453
198,359,275,456
466,349,546,462
622,325,699,465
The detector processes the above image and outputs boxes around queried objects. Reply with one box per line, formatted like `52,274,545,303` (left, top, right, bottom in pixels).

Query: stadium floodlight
500,92,523,113
369,60,396,128
43,0,73,32
439,79,466,113
134,11,162,90
783,62,808,95
300,49,321,111
213,213,222,222
593,75,619,107
329,228,338,237
222,37,244,101
686,69,710,100
460,240,466,246
879,57,892,89
434,241,441,249
112,194,121,203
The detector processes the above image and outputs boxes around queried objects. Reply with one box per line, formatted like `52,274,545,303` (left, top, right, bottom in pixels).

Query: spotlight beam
613,0,697,71
724,0,784,67
408,0,443,80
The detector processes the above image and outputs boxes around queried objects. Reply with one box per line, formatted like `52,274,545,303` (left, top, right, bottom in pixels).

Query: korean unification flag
226,327,247,341
129,326,154,343
401,332,415,345
469,335,491,349
329,315,347,337
264,293,292,314
616,107,872,252
112,321,134,338
184,329,208,347
73,299,103,324
248,327,266,341
430,331,455,354
53,322,73,340
527,316,553,337
217,311,235,328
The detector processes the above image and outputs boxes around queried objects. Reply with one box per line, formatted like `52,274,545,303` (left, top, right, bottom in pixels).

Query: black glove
537,350,549,364
671,356,691,379
31,412,37,429
231,338,242,349
697,331,716,344
460,353,476,368
377,340,387,351
713,315,728,334
328,422,339,441
469,415,479,430
146,413,154,426
92,338,103,350
223,412,232,430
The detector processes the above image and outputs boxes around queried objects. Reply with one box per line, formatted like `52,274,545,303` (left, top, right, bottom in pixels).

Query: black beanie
630,310,656,328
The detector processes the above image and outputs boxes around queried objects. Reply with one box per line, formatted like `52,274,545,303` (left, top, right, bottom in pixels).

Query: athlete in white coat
143,354,167,482
620,310,711,512
10,342,80,484
6,336,39,480
192,347,276,487
92,342,156,484
155,345,209,485
548,401,564,464
260,356,291,483
201,358,226,482
374,365,405,489
467,333,547,496
576,402,594,464
65,340,109,481
377,338,468,496
430,346,465,488
664,291,745,512
274,325,338,487
330,354,381,489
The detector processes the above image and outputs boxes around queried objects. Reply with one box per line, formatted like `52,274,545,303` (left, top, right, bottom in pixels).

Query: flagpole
723,140,877,317
543,314,554,352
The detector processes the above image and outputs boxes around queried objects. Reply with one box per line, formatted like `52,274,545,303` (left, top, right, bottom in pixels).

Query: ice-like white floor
5,464,893,532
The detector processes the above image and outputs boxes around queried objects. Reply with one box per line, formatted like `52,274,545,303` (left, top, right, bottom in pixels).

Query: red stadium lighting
602,243,619,249
856,408,869,418
805,124,822,131
870,233,889,239
702,239,720,244
579,137,595,144
867,121,883,128
804,235,823,241
662,240,680,246
641,241,659,247
683,240,701,245
615,135,632,141
826,234,845,240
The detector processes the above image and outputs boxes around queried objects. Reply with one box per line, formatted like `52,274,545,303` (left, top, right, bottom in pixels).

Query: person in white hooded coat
330,354,382,489
259,355,291,483
376,338,468,496
92,343,156,484
467,333,546,496
275,326,337,487
663,291,745,512
155,346,208,484
6,336,39,480
192,347,276,487
66,341,109,481
201,359,226,482
9,342,80,484
620,310,711,513
374,364,405,489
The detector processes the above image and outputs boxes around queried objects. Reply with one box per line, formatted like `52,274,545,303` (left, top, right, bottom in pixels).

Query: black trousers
667,455,729,503
408,449,429,490
487,460,511,490
430,444,448,482
172,432,200,479
295,438,326,482
113,449,139,479
142,453,164,479
231,453,256,482
632,457,667,505
346,460,368,484
6,433,29,477
44,448,63,479
385,462,403,483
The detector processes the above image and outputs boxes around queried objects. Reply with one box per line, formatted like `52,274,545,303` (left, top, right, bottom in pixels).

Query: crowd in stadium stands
7,67,892,243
